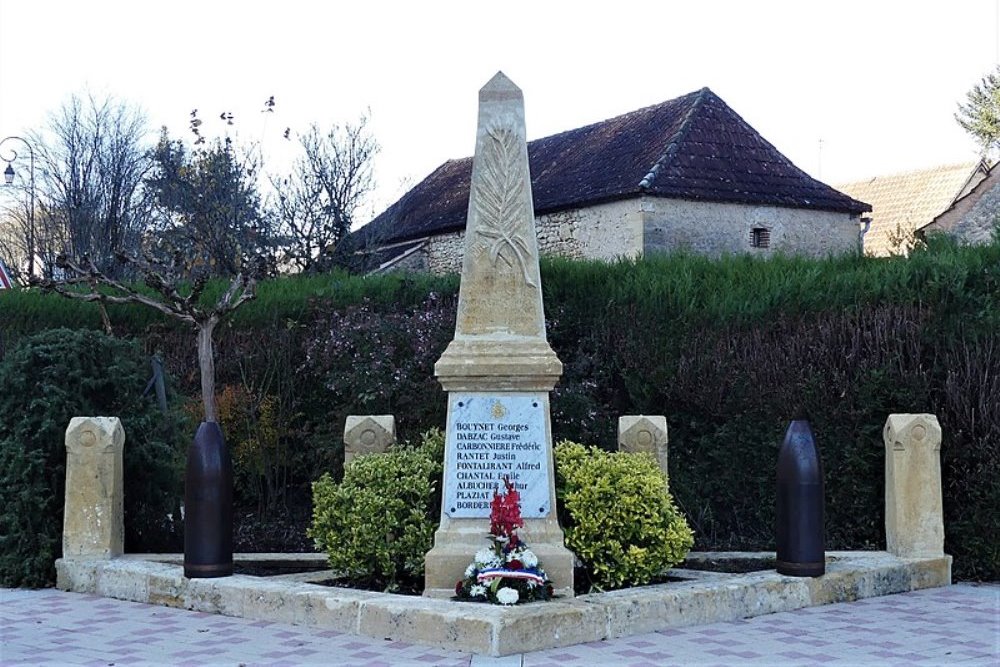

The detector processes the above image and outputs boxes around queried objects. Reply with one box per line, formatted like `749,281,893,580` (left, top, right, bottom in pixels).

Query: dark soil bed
232,563,329,577
308,577,424,596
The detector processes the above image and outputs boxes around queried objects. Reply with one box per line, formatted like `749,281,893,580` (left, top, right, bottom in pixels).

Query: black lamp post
1,136,37,279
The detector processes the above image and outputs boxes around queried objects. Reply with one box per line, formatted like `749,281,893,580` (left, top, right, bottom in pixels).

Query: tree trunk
197,317,219,422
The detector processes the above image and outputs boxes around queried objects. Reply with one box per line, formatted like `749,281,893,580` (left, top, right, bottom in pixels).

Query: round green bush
308,429,443,592
0,328,184,588
555,440,694,591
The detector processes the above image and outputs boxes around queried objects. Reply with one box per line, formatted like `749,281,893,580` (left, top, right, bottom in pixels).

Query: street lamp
1,136,37,279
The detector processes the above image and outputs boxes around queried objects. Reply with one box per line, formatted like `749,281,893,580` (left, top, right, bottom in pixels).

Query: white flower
470,584,487,598
495,587,519,605
520,550,539,568
464,564,476,578
475,548,501,569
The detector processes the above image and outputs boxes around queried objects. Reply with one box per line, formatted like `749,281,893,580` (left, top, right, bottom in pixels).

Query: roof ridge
836,160,983,187
638,87,710,190
527,89,705,148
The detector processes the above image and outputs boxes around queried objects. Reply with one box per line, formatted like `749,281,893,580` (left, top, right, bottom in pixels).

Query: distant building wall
921,168,1000,246
423,199,643,274
642,198,861,258
403,197,859,276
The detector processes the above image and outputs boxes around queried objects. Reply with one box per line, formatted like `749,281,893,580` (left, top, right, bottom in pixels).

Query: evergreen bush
307,429,443,592
0,329,184,587
555,441,694,591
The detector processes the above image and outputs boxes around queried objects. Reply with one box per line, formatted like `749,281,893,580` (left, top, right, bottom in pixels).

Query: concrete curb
56,551,951,657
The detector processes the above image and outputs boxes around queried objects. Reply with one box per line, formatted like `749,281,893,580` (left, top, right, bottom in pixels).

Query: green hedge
3,238,998,580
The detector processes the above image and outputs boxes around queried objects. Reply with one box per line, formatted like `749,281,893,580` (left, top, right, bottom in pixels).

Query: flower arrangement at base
454,477,554,605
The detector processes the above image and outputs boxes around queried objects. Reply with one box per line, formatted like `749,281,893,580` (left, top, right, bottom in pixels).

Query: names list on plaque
443,393,549,518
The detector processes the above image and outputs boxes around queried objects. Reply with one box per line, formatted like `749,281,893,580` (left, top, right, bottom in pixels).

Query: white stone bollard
619,415,669,478
63,417,124,558
343,415,396,465
883,414,945,558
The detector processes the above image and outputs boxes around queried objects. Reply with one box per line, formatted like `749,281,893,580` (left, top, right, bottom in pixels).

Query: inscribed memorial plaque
444,392,549,518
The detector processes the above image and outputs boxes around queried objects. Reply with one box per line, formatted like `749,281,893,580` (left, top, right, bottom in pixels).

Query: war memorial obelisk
423,72,575,598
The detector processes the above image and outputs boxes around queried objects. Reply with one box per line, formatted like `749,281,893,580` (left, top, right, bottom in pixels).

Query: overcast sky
1,0,997,220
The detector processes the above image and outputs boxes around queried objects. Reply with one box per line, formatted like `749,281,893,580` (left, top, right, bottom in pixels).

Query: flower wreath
454,477,553,605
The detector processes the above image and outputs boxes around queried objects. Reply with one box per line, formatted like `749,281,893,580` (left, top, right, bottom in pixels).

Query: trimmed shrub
0,329,184,588
308,429,443,592
555,441,694,591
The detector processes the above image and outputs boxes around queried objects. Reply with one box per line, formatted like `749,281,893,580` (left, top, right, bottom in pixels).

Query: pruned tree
30,94,155,278
35,250,265,422
147,117,276,278
956,66,1000,160
270,115,379,272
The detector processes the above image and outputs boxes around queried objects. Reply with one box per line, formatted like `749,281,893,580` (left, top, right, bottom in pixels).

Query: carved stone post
883,414,945,557
424,72,574,598
63,417,124,558
618,415,669,478
343,415,396,465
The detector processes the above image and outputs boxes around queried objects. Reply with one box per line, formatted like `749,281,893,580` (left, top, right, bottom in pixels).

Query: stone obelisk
423,72,575,598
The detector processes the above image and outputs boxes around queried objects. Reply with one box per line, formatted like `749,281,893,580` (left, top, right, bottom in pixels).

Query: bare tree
0,203,28,282
270,115,379,272
30,94,154,278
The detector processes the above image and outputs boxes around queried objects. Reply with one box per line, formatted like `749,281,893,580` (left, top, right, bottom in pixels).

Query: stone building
837,161,989,257
354,88,870,274
917,161,1000,245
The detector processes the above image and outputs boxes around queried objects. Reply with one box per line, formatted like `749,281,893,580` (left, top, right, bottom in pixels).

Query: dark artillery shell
776,419,825,577
184,421,233,578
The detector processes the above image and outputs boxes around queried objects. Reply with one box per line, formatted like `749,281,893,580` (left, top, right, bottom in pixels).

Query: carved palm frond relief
474,123,536,287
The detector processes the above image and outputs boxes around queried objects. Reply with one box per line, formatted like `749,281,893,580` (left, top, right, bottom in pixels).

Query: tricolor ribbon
476,567,546,586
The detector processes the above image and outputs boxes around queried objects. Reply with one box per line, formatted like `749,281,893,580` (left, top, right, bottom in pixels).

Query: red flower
508,559,524,570
455,580,464,596
489,477,525,539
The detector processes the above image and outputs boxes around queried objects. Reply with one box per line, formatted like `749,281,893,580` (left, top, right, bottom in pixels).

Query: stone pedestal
618,415,669,478
63,417,124,558
344,415,395,465
883,414,945,557
424,72,575,598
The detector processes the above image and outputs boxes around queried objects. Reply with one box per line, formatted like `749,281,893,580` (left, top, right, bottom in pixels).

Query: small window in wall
750,227,771,248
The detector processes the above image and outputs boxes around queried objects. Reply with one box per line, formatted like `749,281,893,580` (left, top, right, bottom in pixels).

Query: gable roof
837,161,988,256
919,161,1000,242
358,88,870,247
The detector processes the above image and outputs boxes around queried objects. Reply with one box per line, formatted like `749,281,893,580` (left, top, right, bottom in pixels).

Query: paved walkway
1,583,997,666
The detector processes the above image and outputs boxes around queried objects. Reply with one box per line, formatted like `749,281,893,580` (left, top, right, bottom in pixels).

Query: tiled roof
358,88,870,246
837,161,987,256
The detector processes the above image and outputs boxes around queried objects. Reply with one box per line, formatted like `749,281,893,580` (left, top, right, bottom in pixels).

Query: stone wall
407,196,860,275
423,199,644,275
921,169,1000,246
643,198,862,258
427,231,464,275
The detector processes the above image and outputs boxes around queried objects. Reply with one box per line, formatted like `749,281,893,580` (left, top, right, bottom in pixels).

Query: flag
0,259,14,289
